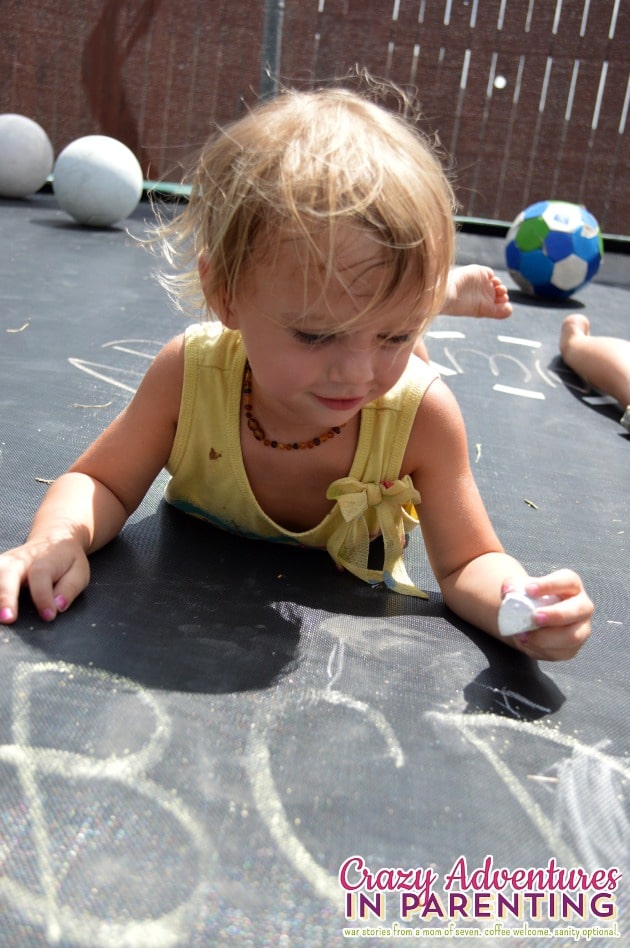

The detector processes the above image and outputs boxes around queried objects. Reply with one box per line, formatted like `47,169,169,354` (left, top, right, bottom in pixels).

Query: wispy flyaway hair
152,76,457,328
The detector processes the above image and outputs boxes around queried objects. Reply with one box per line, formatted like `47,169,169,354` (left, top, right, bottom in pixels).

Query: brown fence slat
1,0,628,234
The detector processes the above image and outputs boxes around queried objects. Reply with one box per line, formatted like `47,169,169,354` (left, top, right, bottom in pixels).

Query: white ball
53,135,144,226
0,114,54,198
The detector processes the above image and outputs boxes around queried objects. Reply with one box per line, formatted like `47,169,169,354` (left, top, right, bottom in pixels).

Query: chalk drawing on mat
428,710,629,871
68,339,163,396
244,610,626,906
443,346,536,382
0,661,214,947
245,686,405,905
427,331,561,400
493,383,546,399
473,682,552,718
248,699,627,905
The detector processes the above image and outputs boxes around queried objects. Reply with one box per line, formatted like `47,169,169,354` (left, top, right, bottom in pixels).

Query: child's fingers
513,594,593,661
0,554,26,624
514,618,591,661
0,541,90,624
537,591,593,630
27,549,90,622
51,558,91,616
525,568,588,601
500,570,593,660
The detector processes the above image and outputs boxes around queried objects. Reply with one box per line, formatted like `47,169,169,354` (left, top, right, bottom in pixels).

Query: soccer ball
505,200,603,300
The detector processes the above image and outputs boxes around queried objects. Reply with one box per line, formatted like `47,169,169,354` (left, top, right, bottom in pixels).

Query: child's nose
328,346,375,387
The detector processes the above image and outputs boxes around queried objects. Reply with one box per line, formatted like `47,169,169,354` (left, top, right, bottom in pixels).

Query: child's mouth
314,395,365,411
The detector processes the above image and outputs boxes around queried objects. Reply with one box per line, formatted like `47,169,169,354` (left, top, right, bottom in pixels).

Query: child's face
225,225,427,432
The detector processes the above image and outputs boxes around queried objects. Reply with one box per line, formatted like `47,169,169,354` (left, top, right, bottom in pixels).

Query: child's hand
0,536,90,624
499,570,594,661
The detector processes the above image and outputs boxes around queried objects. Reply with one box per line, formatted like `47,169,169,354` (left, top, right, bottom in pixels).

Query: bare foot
443,265,512,319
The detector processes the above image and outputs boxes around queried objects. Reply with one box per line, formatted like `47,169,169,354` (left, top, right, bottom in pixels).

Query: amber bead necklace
242,362,346,450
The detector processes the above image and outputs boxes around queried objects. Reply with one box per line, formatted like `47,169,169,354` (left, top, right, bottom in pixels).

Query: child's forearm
438,550,528,638
27,471,130,553
438,552,592,661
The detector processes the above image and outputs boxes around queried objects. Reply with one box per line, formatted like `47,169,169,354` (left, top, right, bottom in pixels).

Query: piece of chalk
498,592,561,637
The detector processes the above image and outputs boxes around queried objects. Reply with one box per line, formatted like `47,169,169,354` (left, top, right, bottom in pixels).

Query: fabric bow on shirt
326,475,428,598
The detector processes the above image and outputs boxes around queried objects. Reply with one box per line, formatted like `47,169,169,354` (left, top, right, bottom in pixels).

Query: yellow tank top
165,322,437,597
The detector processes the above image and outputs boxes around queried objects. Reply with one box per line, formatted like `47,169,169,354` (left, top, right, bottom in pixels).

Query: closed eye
293,330,336,346
293,329,416,348
378,333,415,347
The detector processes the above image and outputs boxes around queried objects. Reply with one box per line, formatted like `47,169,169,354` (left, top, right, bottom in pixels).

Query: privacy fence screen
2,0,629,235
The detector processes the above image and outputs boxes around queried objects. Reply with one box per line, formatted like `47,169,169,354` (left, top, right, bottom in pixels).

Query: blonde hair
152,77,457,329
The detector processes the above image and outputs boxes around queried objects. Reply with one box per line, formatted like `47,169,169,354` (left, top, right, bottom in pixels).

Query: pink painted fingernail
0,607,14,623
517,633,529,644
534,611,548,626
54,596,68,612
41,608,55,622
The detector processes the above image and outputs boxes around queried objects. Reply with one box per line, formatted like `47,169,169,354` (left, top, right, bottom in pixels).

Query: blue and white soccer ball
505,200,603,300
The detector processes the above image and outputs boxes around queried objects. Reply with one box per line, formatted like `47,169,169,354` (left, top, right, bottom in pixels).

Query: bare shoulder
402,359,470,476
146,332,186,384
406,355,466,433
133,332,186,417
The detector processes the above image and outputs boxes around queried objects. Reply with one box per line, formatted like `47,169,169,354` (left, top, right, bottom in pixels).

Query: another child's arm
0,334,185,624
407,374,593,660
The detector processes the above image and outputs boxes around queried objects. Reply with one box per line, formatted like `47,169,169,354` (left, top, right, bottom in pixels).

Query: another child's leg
559,314,630,417
416,265,512,364
443,265,512,319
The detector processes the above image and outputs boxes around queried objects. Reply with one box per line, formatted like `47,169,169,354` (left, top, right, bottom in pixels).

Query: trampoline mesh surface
0,195,627,947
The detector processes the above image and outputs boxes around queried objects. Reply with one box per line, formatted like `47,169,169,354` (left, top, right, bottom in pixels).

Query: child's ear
198,252,235,327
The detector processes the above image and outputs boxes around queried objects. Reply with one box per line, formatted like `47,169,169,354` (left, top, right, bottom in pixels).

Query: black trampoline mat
0,195,628,947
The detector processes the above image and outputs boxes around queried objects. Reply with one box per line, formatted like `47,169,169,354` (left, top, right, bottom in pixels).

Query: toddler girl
0,83,592,660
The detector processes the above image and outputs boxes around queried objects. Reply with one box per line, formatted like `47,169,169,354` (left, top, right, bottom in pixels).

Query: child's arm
407,375,593,660
0,334,185,624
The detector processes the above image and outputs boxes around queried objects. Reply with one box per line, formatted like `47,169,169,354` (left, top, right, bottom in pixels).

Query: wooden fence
1,0,628,235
